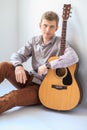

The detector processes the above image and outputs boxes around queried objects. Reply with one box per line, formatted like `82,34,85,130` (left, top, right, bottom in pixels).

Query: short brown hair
40,11,59,26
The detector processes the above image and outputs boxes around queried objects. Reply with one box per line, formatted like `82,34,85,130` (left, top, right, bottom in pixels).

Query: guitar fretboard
59,20,67,56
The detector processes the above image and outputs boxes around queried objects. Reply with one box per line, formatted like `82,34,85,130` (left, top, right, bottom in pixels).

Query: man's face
39,19,58,42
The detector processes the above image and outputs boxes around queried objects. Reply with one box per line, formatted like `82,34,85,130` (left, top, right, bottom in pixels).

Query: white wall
0,0,18,61
0,0,87,106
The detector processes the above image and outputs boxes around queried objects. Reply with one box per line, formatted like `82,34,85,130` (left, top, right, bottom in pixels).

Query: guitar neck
59,20,67,56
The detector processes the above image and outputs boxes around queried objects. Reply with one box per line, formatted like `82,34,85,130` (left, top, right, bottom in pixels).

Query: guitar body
39,56,81,111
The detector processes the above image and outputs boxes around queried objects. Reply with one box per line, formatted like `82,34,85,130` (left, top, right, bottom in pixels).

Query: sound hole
56,68,66,77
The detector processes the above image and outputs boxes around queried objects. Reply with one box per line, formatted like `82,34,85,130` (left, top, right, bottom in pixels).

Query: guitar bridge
52,85,67,90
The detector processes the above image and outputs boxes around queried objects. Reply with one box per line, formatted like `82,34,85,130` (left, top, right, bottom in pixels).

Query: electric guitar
39,4,82,111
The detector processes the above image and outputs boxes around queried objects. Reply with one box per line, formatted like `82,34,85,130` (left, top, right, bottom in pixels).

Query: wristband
15,64,23,68
45,62,51,69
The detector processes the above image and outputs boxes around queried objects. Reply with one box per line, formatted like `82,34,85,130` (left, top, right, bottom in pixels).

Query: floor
0,80,87,130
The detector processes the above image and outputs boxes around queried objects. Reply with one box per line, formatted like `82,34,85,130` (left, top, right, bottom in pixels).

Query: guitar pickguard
55,67,72,85
63,68,72,85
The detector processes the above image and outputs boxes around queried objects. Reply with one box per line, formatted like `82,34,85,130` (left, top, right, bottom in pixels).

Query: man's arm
50,46,79,69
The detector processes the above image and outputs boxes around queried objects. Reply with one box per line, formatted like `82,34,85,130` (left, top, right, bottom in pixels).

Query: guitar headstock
62,4,71,21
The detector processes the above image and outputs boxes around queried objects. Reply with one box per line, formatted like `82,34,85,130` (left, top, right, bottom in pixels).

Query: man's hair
40,11,59,26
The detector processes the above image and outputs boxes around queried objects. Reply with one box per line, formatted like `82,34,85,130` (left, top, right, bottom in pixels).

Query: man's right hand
15,66,27,84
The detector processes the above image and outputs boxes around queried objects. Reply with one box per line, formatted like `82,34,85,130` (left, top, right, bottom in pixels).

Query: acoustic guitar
39,4,82,111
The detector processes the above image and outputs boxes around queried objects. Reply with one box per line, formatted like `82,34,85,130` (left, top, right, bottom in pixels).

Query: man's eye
43,24,47,28
50,26,54,29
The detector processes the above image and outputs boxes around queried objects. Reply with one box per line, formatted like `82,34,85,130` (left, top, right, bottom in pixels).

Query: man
0,11,79,113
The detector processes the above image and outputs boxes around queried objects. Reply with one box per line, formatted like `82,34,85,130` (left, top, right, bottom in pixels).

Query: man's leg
0,85,40,113
0,62,40,113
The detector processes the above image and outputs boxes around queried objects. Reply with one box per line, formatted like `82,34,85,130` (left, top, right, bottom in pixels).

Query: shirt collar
37,35,56,45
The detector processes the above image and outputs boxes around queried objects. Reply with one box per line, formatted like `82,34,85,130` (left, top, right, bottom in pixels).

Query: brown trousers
0,62,40,113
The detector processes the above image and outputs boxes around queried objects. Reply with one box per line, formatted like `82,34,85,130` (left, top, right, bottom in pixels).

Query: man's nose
46,27,50,32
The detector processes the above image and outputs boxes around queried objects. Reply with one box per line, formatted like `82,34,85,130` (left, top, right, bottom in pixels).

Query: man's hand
15,66,27,84
38,64,48,76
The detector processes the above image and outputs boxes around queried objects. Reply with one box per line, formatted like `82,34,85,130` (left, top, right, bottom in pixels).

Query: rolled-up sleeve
50,46,79,69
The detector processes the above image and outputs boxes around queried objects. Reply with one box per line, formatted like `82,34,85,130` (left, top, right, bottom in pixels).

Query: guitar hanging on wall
39,4,82,111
